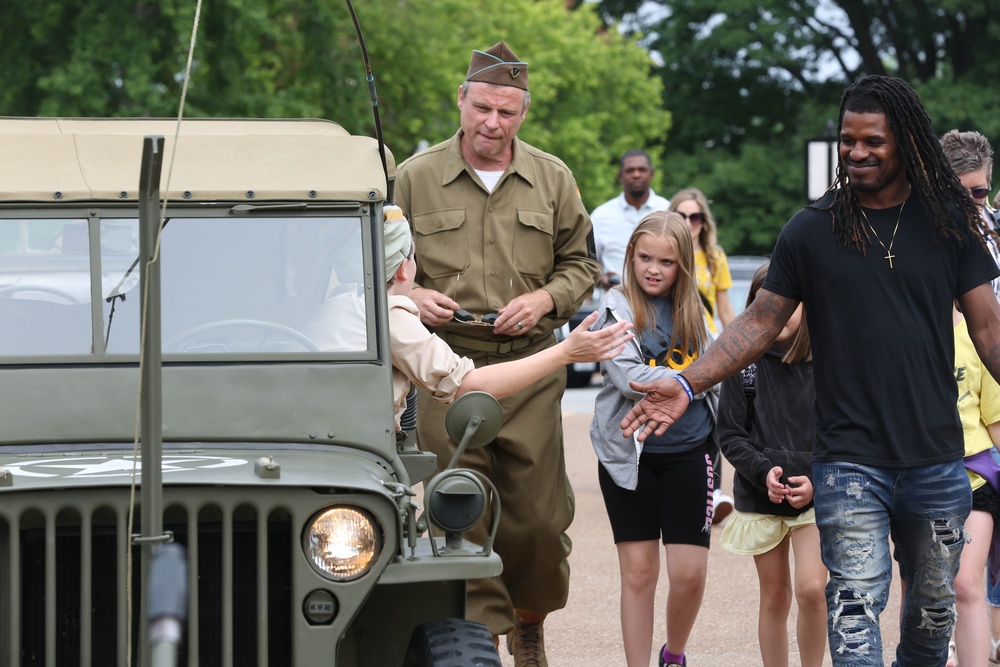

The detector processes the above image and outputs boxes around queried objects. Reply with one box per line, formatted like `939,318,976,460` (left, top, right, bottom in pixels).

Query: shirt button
490,270,497,277
489,238,495,245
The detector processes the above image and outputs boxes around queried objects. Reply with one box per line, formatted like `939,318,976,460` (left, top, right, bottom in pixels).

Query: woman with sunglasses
941,129,1000,300
669,188,735,333
939,129,1000,667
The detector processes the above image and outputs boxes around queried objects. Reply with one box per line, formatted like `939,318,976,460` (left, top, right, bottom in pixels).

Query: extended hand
563,310,633,363
620,378,691,441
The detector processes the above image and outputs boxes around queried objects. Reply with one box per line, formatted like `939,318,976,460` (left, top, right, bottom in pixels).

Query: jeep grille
0,490,294,666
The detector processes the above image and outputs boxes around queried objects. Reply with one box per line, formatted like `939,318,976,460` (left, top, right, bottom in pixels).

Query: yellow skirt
720,507,817,556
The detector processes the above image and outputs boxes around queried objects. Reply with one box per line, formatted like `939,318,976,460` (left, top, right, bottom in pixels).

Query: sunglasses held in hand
453,309,499,326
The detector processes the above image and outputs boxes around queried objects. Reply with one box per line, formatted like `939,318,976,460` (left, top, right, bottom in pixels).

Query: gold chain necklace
859,195,908,269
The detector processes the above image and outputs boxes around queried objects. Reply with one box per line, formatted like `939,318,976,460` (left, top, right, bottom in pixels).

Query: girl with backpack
716,261,827,667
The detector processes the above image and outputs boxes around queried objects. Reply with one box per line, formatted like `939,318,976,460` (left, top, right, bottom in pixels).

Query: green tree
354,0,670,211
0,0,669,214
0,0,372,125
588,0,1000,254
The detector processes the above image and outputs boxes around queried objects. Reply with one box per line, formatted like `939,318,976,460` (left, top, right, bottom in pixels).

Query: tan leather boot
506,617,547,667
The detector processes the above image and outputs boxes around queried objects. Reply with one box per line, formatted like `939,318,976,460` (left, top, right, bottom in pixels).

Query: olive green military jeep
0,118,502,666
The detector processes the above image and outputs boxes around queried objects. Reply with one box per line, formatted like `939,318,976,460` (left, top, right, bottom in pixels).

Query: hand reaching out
620,378,692,441
562,310,634,363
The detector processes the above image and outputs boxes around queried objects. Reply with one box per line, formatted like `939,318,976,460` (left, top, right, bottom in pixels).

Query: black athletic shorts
598,440,713,548
972,481,1000,524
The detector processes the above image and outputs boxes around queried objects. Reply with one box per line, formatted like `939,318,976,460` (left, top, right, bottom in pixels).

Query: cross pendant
884,251,895,268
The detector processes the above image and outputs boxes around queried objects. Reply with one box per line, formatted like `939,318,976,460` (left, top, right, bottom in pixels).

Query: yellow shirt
955,317,1000,489
694,248,733,333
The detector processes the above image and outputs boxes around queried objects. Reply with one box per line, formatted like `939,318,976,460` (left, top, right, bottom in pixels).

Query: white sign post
805,137,838,202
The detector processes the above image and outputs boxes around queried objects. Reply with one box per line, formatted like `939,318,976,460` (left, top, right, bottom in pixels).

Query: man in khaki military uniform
394,40,600,667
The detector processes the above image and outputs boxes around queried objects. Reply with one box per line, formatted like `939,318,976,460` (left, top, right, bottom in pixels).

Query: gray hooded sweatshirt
589,288,718,490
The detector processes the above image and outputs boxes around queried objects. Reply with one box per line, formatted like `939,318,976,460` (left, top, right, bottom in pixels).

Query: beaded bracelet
675,374,694,403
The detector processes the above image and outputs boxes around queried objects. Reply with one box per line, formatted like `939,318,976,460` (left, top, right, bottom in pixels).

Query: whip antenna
345,0,389,190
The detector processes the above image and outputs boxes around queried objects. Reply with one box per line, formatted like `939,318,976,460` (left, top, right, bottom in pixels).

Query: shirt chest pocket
411,208,469,279
513,209,555,279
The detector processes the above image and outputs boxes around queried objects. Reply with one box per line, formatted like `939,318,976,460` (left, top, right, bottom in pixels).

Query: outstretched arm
621,289,798,440
458,310,633,399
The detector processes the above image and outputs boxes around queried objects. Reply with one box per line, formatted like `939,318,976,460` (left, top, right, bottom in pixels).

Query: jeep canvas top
0,117,502,666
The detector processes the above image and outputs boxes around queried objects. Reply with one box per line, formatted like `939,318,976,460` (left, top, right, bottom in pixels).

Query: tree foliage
0,1,366,122
0,0,669,213
589,0,1000,254
8,0,998,255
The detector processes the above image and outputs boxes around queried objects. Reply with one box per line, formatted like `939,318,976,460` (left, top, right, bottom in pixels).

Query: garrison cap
465,40,528,91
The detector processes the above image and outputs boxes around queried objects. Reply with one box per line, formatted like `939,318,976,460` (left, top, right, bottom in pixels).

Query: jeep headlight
304,506,382,580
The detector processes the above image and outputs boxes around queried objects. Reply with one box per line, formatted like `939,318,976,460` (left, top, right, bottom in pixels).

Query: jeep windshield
0,214,377,359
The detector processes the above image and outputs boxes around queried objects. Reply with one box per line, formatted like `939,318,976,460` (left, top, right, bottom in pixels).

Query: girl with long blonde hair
590,211,717,667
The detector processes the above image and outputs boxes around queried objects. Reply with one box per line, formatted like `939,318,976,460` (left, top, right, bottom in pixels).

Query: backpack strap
741,362,757,432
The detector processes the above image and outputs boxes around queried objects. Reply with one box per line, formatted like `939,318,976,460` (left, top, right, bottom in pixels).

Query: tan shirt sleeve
389,295,475,421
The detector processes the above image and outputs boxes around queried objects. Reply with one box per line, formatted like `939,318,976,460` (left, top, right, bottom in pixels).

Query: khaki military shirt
395,131,599,342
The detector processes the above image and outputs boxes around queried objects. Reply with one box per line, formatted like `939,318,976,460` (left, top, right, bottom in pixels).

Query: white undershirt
474,168,504,193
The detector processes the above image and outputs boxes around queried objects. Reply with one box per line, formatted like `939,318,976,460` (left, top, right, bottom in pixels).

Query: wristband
674,375,694,403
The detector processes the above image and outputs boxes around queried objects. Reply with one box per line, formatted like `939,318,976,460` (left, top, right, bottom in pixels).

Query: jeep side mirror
422,391,502,557
443,390,503,470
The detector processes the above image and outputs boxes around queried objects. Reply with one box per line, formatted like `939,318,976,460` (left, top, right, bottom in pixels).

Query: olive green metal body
0,118,501,666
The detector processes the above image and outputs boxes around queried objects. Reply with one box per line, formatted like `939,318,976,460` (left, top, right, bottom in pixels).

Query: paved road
496,382,903,667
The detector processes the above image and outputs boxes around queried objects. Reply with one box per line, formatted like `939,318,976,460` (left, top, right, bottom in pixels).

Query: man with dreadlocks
618,74,1000,666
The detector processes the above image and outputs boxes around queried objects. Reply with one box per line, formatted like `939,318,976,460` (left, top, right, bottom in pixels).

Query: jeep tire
402,618,501,667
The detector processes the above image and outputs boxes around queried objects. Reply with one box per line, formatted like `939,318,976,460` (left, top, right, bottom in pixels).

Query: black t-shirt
764,191,1000,466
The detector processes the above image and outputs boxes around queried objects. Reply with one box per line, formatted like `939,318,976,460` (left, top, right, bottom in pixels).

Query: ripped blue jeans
814,460,970,667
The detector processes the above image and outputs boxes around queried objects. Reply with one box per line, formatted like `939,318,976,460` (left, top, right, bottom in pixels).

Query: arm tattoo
683,290,798,394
